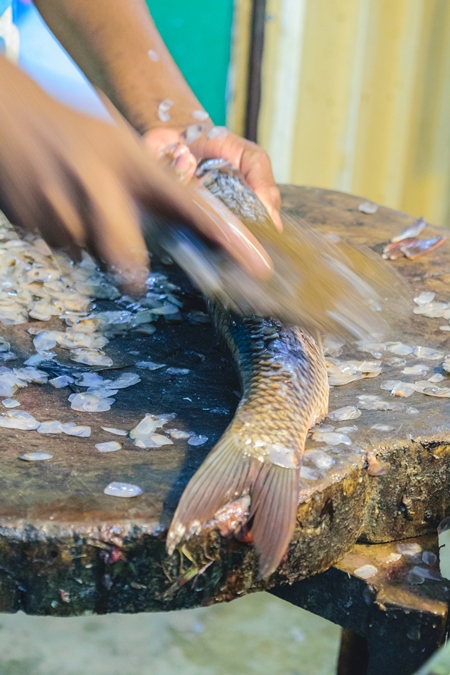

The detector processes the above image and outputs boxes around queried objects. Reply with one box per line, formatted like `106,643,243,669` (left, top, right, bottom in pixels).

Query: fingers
143,127,183,157
188,131,282,231
240,146,282,231
35,174,86,249
83,173,150,295
133,158,273,280
160,142,198,184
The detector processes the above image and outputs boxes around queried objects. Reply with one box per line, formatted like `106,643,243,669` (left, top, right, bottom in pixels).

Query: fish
167,165,332,577
167,308,329,578
167,162,400,577
144,160,404,341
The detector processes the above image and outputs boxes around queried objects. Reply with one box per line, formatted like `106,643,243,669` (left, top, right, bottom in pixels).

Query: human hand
0,58,272,294
144,125,282,230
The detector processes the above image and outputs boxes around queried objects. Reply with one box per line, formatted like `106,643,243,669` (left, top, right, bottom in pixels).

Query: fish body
145,160,404,339
167,307,329,577
167,164,332,577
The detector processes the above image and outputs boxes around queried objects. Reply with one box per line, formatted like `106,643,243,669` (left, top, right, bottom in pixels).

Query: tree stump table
0,186,449,675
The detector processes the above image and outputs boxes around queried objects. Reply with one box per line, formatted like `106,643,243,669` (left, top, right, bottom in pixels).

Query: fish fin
251,463,299,578
167,433,299,578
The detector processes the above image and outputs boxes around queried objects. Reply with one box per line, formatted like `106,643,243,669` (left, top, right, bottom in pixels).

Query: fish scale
167,308,329,577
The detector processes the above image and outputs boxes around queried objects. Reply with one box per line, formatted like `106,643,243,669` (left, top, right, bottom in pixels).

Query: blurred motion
146,159,405,339
0,56,273,294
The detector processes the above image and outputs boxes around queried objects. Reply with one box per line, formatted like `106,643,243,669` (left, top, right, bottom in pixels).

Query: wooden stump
0,186,449,616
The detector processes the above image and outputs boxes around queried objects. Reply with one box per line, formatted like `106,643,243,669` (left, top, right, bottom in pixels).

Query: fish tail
166,433,299,578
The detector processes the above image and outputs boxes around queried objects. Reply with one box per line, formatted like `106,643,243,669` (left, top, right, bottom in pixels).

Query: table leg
337,628,369,675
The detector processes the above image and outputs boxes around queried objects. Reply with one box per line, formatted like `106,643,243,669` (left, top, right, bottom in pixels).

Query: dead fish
145,160,404,340
167,309,329,577
167,163,334,577
166,164,398,577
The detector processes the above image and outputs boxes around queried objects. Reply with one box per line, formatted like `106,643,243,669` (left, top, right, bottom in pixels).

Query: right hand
0,57,272,293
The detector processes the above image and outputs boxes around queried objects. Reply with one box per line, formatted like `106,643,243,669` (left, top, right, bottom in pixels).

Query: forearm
33,0,209,134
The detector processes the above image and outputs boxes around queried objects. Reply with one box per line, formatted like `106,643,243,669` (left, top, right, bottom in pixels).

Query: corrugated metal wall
231,0,450,225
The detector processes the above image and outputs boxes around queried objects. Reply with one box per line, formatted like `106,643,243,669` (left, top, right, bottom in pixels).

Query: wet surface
1,186,450,613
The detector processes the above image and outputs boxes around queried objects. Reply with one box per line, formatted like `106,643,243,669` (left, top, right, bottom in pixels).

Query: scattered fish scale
300,466,321,480
69,349,113,367
422,551,437,566
328,406,361,422
1,398,19,408
358,202,378,214
187,434,208,446
167,429,192,440
0,410,40,430
95,442,122,453
111,373,141,388
397,542,421,556
413,302,449,318
336,426,358,434
429,373,445,383
166,367,190,375
129,413,175,448
104,482,143,498
311,431,352,446
356,341,386,359
357,394,396,411
37,420,63,434
414,346,444,360
414,291,435,305
354,564,378,579
326,358,381,386
303,449,335,470
50,375,74,389
391,382,416,397
386,342,413,356
20,452,53,461
69,393,115,413
402,364,429,376
101,427,127,436
323,335,345,357
74,372,106,388
60,423,91,437
391,217,426,243
13,367,48,384
135,361,166,370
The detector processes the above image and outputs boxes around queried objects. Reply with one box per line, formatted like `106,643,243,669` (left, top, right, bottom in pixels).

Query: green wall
146,0,234,125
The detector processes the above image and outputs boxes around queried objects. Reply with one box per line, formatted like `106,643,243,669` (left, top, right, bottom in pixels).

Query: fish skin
167,164,330,578
167,307,329,577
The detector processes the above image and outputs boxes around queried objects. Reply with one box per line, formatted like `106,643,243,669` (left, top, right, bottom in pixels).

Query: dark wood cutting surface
0,186,449,616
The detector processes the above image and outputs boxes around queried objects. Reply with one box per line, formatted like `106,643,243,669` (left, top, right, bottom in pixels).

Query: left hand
144,126,282,230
